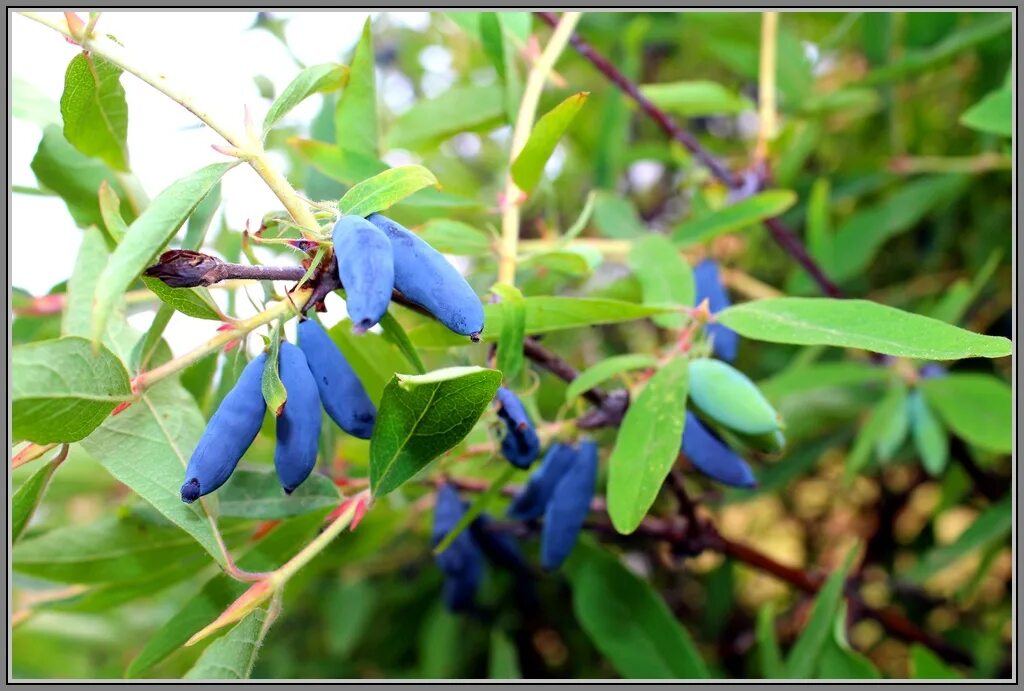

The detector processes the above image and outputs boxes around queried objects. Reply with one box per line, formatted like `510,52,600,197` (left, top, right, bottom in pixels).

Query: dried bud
143,250,223,288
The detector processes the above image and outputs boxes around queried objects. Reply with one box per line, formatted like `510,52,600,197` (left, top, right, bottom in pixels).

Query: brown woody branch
534,12,843,299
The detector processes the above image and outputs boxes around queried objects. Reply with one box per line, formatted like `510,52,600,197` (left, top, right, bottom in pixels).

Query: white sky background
10,10,432,354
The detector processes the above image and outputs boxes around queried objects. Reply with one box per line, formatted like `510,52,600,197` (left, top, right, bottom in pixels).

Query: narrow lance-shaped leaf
564,353,658,404
784,544,859,679
264,63,348,133
261,326,287,416
493,283,526,382
184,608,270,680
60,52,130,171
12,446,67,542
629,234,694,328
920,374,1012,453
370,367,503,496
640,80,753,116
335,19,378,157
960,85,1012,137
90,161,237,347
717,298,1012,360
379,312,427,376
511,92,589,195
607,356,689,534
11,337,132,444
673,190,797,247
565,540,710,678
905,496,1011,584
386,84,505,150
338,165,439,218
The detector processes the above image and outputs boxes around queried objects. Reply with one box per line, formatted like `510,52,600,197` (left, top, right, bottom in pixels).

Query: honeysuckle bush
10,10,1014,681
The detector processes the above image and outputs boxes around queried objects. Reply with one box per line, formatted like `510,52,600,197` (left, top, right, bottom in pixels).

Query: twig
534,12,844,298
498,12,582,286
754,12,779,164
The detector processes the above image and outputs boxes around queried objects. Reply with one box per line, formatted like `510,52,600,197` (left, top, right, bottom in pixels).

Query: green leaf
60,52,130,171
960,85,1011,137
827,175,969,282
921,374,1011,453
386,84,505,150
756,604,785,678
408,296,673,348
79,379,227,565
909,644,962,679
13,512,211,584
717,298,1012,360
607,356,689,534
564,353,658,404
629,234,695,328
182,180,222,251
418,219,494,256
91,161,237,347
261,327,286,416
905,496,1011,583
816,603,882,679
592,190,647,238
11,336,132,444
874,381,909,462
806,178,832,268
379,311,426,375
673,191,797,247
862,14,1011,85
908,390,949,476
126,511,325,677
141,276,225,321
520,249,594,277
479,13,524,125
324,579,377,657
493,284,526,382
784,545,857,679
12,450,65,542
98,180,128,244
566,541,709,678
511,92,589,194
217,469,341,519
488,630,522,679
640,80,753,116
184,608,269,680
845,387,901,480
264,63,348,133
370,367,503,496
337,164,439,218
31,124,134,228
290,138,386,184
13,77,61,126
758,362,889,401
334,19,378,157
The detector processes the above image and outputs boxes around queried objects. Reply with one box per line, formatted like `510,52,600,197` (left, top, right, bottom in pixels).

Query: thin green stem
19,11,320,238
271,490,370,586
497,11,582,286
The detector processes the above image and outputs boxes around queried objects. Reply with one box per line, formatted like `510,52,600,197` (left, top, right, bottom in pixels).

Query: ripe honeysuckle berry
506,443,577,521
180,352,268,503
433,483,484,613
332,215,395,333
540,440,598,571
273,342,322,494
681,411,757,488
470,513,530,576
296,319,376,439
365,213,485,340
693,259,739,362
495,387,541,469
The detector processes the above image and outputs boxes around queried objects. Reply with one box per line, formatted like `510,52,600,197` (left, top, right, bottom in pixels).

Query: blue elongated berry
681,411,757,488
540,440,598,571
181,353,268,503
506,443,577,521
694,259,739,362
495,387,541,469
471,513,530,576
433,483,484,612
274,342,323,494
296,319,376,439
332,215,395,333
366,213,485,339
